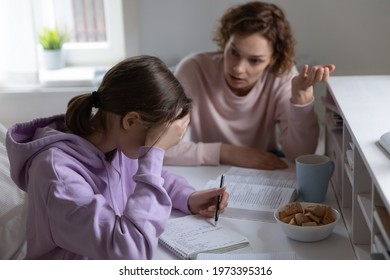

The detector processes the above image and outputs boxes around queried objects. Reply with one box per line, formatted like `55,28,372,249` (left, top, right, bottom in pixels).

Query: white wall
2,0,390,128
125,0,390,124
128,0,390,75
0,87,93,128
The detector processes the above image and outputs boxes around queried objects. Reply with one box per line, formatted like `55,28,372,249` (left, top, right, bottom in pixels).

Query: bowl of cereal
274,202,340,242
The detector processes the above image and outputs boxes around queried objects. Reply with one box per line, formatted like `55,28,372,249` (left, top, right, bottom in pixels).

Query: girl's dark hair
65,55,191,137
213,1,295,75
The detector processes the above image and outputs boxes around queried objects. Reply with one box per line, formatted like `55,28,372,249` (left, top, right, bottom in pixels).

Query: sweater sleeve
41,147,175,260
164,54,222,166
275,74,320,161
160,168,196,213
281,100,320,160
164,141,221,166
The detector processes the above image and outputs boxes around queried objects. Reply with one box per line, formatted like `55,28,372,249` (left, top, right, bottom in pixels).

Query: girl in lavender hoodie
6,55,228,259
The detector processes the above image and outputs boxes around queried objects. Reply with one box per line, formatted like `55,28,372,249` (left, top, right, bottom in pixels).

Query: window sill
39,66,109,87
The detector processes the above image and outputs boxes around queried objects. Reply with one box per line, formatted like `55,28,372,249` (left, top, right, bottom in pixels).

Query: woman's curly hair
213,1,296,75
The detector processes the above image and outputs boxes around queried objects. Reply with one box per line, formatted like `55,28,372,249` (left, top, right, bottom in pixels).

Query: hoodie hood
6,114,107,192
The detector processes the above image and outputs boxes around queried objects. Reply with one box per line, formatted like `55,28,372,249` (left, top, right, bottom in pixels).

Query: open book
206,167,297,222
159,215,250,260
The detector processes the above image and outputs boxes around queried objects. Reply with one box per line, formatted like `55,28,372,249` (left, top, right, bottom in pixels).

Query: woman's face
223,32,274,96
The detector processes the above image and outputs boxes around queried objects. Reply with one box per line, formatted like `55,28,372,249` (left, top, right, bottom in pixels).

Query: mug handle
328,160,335,178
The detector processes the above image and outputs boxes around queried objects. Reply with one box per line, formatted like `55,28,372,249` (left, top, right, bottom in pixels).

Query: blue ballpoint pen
214,174,225,226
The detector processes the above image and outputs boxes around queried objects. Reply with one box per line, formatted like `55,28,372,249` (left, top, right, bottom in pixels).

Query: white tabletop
327,75,390,212
155,165,356,260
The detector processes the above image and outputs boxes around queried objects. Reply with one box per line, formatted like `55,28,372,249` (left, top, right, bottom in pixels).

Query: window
40,0,107,43
33,0,126,67
71,0,107,43
38,0,108,44
0,0,138,87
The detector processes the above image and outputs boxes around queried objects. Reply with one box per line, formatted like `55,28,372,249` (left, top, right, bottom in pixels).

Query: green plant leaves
38,28,67,50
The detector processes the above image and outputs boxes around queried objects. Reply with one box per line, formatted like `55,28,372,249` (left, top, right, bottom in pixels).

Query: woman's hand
188,187,229,217
145,113,190,151
291,64,336,105
220,144,288,170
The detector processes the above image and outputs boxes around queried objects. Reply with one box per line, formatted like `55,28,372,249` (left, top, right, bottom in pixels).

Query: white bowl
274,202,340,242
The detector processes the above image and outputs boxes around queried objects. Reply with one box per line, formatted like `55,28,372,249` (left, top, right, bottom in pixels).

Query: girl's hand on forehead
145,113,190,151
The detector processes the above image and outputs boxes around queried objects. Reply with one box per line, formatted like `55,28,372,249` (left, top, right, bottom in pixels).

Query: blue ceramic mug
295,154,335,203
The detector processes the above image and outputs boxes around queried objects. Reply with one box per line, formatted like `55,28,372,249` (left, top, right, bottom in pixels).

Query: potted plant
38,28,67,70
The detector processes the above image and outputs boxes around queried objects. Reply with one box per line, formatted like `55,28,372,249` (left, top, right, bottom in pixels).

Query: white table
325,76,390,259
154,165,356,260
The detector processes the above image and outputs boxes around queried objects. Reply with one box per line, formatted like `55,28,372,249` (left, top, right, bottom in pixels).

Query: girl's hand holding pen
214,174,225,226
188,187,229,218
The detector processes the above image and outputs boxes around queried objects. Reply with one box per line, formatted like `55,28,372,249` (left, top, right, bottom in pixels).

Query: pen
214,174,225,226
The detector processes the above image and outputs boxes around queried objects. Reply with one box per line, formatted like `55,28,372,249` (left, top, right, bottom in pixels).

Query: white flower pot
42,49,63,70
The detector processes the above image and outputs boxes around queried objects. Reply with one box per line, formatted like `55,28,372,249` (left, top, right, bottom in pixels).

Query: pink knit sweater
164,52,319,166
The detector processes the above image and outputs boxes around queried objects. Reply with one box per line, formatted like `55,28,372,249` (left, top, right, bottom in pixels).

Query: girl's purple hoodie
6,114,195,259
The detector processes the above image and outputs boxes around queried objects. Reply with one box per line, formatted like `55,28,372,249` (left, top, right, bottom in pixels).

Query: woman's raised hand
291,64,336,105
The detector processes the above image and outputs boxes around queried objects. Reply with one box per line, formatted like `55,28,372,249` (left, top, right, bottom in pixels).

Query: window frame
34,0,127,67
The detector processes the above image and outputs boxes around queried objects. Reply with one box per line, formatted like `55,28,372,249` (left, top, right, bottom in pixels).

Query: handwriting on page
162,216,248,254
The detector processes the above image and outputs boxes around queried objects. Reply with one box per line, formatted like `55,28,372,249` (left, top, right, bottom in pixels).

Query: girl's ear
122,111,140,130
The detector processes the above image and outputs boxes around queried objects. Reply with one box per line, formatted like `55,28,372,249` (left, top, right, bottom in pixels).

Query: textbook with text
206,167,297,222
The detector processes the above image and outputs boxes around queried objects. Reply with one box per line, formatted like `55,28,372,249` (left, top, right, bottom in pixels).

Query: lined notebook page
159,215,250,260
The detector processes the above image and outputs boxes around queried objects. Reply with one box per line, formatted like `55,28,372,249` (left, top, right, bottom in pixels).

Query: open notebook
159,215,250,260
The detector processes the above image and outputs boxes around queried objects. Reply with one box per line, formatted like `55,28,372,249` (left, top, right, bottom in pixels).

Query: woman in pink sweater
165,1,335,170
